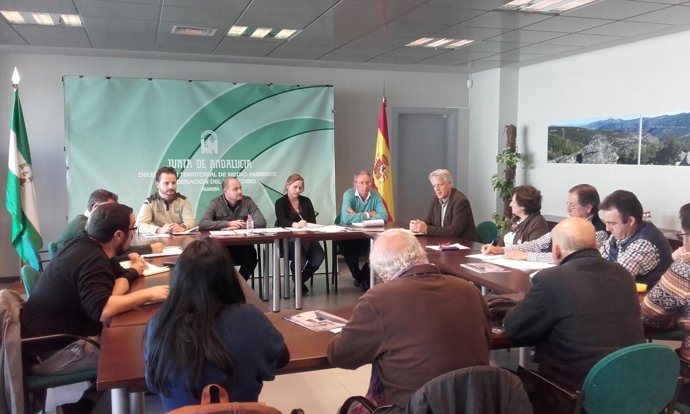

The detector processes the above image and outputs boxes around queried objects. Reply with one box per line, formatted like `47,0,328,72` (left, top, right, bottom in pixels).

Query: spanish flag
373,97,395,222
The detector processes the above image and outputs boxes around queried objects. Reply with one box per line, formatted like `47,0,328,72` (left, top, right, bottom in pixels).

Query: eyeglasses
129,226,138,232
676,232,688,241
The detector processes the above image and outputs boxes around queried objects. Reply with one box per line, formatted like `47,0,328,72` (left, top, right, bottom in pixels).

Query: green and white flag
6,80,42,262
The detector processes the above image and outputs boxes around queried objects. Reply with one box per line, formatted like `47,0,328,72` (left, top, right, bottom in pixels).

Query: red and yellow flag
373,97,395,222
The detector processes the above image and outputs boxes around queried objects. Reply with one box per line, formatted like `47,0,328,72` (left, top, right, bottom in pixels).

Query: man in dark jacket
504,217,644,413
409,169,478,241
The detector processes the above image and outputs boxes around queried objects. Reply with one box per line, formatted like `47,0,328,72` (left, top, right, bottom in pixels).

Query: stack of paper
120,260,169,276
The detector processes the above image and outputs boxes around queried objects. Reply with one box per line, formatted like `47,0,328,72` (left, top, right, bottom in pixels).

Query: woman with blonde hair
274,173,325,294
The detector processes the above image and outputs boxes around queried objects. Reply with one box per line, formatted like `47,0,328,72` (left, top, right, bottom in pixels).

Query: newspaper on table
283,310,348,333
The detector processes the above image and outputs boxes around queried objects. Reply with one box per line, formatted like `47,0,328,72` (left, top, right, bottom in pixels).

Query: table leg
282,239,290,299
370,239,375,288
111,388,130,414
261,244,270,301
129,392,145,414
272,239,280,312
295,238,302,310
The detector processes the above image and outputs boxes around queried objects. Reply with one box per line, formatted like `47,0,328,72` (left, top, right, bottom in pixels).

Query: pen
490,238,498,246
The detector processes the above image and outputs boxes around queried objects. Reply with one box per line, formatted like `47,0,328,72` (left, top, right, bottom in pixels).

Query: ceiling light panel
406,37,475,50
499,0,600,14
1,11,82,26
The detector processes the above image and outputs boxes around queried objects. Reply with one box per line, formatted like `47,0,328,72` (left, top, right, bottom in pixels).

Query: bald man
199,177,267,280
504,218,643,412
328,229,490,408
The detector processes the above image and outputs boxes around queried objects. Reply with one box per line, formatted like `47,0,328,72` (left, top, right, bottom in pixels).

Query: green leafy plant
491,125,522,235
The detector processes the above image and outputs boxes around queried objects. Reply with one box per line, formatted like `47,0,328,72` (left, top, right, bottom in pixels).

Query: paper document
172,226,199,235
283,310,348,333
426,243,469,251
466,253,504,260
209,230,238,237
460,262,510,273
485,258,555,271
352,219,385,227
120,260,169,276
142,246,183,258
141,233,170,238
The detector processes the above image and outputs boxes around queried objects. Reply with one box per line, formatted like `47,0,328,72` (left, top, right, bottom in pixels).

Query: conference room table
131,226,535,312
98,302,514,414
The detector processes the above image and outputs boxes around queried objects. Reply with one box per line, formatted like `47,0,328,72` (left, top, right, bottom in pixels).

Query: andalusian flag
373,97,395,221
6,68,42,262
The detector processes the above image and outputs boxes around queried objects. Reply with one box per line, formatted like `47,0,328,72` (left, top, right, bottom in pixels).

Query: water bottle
246,214,254,236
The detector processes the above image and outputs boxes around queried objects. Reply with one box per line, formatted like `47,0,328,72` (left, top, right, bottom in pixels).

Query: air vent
171,25,217,37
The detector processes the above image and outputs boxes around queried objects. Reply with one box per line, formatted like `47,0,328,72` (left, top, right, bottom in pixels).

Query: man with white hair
409,169,478,241
504,217,643,412
328,229,491,409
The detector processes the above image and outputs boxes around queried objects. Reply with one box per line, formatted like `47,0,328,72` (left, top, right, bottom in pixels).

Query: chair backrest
582,342,679,414
21,265,41,298
21,236,42,272
406,366,533,414
47,241,59,259
476,221,498,244
334,213,342,225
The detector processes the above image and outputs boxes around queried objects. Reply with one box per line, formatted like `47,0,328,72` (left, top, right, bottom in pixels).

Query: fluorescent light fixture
406,37,475,49
60,14,82,27
32,13,54,25
227,25,247,37
552,0,598,12
499,0,599,13
406,37,434,47
250,27,272,38
1,11,24,24
425,38,454,48
446,39,474,48
1,10,83,26
171,25,217,36
274,29,297,40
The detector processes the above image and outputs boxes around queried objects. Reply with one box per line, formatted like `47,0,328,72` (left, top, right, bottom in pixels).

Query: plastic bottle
246,214,254,236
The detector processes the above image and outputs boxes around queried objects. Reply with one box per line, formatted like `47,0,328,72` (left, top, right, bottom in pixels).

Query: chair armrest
22,334,101,349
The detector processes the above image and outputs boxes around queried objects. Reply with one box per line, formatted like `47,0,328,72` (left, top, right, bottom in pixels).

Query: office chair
0,289,99,413
20,265,40,298
338,366,532,414
21,235,43,272
518,342,680,414
476,220,498,244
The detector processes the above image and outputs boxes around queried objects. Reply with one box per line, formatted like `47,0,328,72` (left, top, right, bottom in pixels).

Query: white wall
468,68,502,224
0,51,470,276
515,29,690,231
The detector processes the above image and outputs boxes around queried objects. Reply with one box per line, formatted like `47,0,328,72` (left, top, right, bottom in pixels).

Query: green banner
64,77,335,226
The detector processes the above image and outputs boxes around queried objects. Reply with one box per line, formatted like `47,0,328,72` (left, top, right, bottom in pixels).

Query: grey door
393,110,458,223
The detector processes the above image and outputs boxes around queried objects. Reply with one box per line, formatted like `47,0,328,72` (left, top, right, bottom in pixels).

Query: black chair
338,366,532,414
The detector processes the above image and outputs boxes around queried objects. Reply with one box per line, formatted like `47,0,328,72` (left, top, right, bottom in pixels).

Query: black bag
486,297,517,325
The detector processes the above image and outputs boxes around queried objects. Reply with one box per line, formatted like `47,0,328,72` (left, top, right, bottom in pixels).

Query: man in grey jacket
199,177,266,280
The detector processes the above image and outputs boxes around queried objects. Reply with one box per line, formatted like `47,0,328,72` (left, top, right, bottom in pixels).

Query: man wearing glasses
21,203,169,410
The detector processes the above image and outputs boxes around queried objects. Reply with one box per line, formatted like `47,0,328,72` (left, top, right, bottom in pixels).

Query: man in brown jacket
409,169,478,241
327,228,491,408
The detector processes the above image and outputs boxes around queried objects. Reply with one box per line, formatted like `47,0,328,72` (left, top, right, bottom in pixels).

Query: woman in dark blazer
274,173,325,293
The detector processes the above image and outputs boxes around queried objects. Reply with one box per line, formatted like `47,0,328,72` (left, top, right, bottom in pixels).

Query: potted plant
491,124,522,236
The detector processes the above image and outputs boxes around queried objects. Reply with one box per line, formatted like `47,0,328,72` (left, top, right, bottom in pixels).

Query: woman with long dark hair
145,238,289,411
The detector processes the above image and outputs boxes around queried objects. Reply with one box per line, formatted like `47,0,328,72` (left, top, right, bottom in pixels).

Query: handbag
486,296,517,325
168,384,283,414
